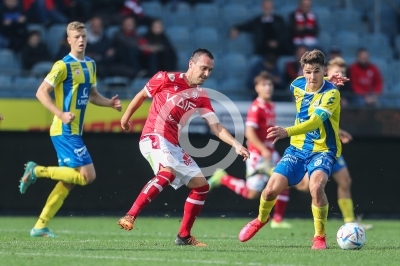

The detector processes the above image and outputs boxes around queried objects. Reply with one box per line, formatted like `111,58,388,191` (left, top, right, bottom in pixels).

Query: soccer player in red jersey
208,71,292,229
117,48,250,246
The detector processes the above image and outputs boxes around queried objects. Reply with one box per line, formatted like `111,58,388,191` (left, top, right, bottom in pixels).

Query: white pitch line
0,251,264,265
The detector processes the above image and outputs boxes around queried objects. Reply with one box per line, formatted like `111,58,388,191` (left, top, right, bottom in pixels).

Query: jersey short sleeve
314,89,340,121
145,71,166,97
45,61,67,87
198,93,215,118
246,105,259,128
91,61,97,88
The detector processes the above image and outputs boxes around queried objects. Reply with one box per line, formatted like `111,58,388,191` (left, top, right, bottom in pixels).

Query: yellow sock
34,182,69,229
311,204,328,236
258,196,277,223
338,198,355,223
34,166,87,186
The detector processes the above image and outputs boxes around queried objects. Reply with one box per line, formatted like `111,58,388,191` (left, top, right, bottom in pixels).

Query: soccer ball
336,222,366,250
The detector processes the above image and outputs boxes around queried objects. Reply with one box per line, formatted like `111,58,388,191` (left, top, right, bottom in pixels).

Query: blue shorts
332,155,347,173
274,146,336,186
51,135,92,168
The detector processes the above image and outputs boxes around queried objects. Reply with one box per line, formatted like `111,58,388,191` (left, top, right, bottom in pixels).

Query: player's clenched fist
60,112,75,125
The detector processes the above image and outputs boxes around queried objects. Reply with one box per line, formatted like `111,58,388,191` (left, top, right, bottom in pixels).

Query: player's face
255,79,274,100
67,29,87,54
189,55,214,85
303,63,325,91
327,65,346,78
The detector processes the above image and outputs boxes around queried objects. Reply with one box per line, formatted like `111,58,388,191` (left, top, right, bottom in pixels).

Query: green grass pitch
0,217,399,266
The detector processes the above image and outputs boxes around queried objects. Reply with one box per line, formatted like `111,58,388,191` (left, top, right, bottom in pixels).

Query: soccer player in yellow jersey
239,49,347,249
296,57,372,230
18,21,122,237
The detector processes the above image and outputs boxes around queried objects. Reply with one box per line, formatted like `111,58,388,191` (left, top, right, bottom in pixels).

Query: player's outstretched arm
205,114,250,161
267,114,323,144
121,88,148,131
89,87,122,111
36,81,75,125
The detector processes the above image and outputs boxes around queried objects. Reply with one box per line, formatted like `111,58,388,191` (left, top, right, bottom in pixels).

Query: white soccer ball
336,222,366,250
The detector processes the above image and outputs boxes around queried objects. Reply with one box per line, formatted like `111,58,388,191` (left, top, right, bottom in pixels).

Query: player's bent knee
337,175,352,189
83,173,96,185
262,188,279,200
309,182,325,197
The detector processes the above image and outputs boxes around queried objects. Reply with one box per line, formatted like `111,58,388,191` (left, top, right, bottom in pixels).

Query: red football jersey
142,71,215,145
245,98,276,154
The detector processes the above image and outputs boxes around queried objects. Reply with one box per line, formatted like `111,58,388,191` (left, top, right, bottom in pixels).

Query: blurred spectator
119,0,152,26
113,16,144,78
160,0,213,6
23,0,67,25
247,53,285,100
56,0,91,22
87,0,124,24
139,18,177,76
0,0,27,52
54,32,69,60
21,30,50,70
289,0,319,49
229,0,289,57
327,45,342,61
86,16,116,78
349,48,383,107
325,46,352,106
283,45,308,86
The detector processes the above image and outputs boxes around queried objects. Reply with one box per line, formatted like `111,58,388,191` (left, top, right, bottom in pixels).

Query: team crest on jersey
192,90,198,99
313,101,319,107
156,73,163,79
295,95,301,102
167,73,175,81
74,68,80,75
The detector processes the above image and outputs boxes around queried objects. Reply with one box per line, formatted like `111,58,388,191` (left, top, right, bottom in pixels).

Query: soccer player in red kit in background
117,48,250,246
208,71,292,229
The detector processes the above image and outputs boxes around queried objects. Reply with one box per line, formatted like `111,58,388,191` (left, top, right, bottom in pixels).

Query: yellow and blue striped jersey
290,76,342,158
45,54,97,136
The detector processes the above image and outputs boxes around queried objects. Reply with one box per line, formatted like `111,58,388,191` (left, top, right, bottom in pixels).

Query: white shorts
139,134,201,190
245,150,280,192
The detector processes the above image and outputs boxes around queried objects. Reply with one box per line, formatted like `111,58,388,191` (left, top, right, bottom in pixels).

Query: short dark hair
300,49,325,68
356,47,368,55
190,48,214,62
254,71,272,86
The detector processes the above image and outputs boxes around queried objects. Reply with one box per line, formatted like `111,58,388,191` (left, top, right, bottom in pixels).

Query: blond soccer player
19,22,122,237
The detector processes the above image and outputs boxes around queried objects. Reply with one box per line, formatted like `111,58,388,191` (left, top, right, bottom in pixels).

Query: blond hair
66,21,86,33
300,49,325,68
327,57,347,69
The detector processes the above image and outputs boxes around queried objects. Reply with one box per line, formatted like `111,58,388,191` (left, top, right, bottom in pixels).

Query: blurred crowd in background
1,0,400,107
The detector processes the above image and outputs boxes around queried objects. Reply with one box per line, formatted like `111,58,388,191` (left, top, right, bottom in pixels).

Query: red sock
178,184,209,238
273,188,290,223
127,171,175,217
221,174,249,198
